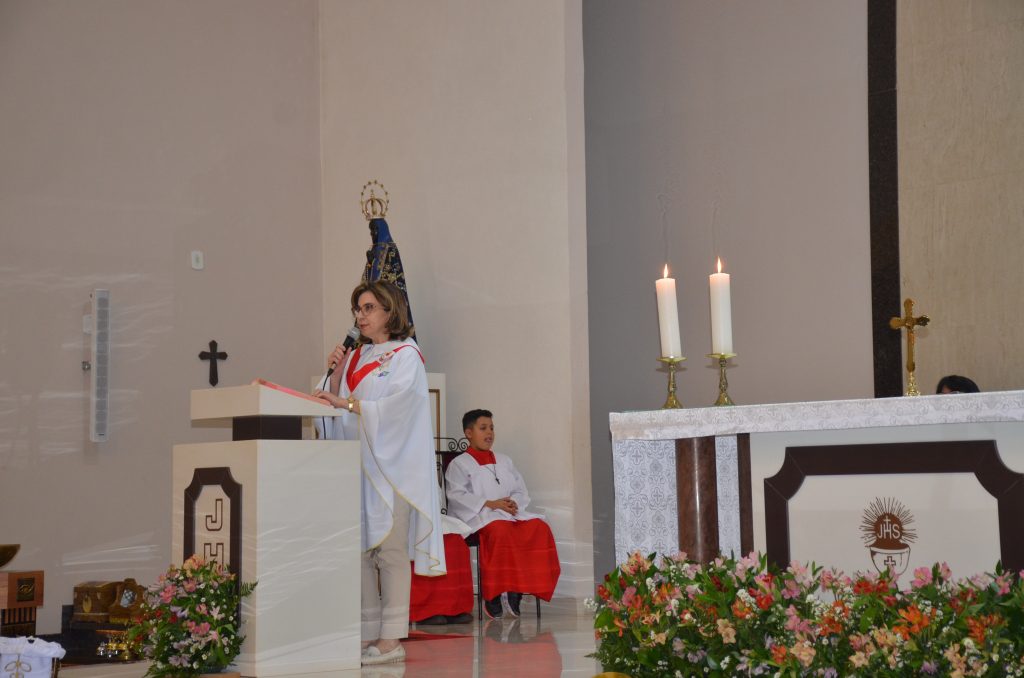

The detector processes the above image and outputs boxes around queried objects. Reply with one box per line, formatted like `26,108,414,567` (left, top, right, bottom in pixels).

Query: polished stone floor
62,607,604,677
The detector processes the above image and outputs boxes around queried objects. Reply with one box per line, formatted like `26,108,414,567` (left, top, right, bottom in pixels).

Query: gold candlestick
656,356,686,409
707,353,737,406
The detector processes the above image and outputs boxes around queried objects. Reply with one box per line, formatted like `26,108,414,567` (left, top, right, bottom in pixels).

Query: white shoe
361,643,406,666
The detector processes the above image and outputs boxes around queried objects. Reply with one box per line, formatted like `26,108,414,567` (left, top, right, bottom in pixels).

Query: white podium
172,384,361,676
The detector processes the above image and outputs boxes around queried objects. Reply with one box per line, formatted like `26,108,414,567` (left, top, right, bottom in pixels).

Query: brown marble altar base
674,435,753,563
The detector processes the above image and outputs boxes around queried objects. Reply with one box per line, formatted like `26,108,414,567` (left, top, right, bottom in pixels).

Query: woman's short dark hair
462,409,493,431
350,280,414,341
935,375,980,394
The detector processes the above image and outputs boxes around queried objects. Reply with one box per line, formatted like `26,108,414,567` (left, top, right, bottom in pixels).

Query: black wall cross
199,340,228,386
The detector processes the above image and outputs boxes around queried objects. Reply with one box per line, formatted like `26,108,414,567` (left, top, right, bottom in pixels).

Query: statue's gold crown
360,180,390,221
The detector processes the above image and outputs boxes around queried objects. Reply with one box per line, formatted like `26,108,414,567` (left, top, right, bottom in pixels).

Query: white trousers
361,497,411,641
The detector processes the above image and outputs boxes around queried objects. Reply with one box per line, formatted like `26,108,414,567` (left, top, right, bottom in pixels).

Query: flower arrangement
591,551,1024,677
127,555,256,677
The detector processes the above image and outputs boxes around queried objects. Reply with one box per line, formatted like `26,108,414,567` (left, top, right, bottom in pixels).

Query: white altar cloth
610,391,1024,564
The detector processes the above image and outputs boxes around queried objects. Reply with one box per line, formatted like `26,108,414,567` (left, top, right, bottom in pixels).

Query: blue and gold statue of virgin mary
360,181,415,338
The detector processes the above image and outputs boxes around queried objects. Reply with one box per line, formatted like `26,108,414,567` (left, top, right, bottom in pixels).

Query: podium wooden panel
173,384,360,676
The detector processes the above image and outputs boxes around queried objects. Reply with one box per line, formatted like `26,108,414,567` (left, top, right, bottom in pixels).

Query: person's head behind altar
463,409,495,451
936,374,980,394
350,279,414,344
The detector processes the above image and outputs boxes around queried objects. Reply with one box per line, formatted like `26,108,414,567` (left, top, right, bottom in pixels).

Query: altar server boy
444,409,560,618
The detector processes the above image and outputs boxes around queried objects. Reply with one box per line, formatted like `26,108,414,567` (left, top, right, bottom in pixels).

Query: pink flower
995,573,1012,595
781,579,801,600
849,634,867,651
192,621,211,637
911,566,933,589
938,562,952,582
784,605,813,635
159,585,175,604
820,570,836,590
787,561,812,586
183,579,198,593
734,553,759,578
970,573,992,589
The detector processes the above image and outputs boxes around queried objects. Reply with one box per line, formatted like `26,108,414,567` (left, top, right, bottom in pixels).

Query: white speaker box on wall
89,289,110,442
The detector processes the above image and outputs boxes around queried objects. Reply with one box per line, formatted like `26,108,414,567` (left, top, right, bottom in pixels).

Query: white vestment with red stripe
315,338,445,576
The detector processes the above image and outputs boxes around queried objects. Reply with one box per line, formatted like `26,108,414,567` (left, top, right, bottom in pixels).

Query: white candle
656,265,683,358
709,257,733,354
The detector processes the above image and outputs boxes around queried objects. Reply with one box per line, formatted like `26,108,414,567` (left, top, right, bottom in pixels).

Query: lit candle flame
716,257,723,274
663,264,669,278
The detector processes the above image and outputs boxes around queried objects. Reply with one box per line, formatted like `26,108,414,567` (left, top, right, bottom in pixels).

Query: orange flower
771,645,788,664
817,614,843,637
731,599,754,620
893,604,933,640
966,613,1003,645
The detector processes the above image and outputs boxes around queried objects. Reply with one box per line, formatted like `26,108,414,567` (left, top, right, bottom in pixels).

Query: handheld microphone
326,326,362,378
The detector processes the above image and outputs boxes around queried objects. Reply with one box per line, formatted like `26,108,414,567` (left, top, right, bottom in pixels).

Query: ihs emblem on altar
861,497,918,578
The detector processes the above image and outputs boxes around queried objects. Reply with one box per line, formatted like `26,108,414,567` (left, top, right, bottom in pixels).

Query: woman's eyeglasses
353,303,385,316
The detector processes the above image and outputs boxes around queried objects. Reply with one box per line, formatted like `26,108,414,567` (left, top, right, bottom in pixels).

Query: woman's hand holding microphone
312,328,361,414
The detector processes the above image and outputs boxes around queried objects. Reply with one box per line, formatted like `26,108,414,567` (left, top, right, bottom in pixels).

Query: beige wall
0,1,323,633
0,0,892,629
584,1,874,577
898,0,1024,394
319,0,594,605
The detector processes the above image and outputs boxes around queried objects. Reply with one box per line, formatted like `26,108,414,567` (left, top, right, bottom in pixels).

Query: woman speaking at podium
314,280,445,666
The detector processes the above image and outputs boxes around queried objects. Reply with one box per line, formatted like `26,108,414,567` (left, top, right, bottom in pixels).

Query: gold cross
889,298,930,396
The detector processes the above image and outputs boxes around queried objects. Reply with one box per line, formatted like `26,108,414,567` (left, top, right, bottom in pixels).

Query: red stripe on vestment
345,343,423,393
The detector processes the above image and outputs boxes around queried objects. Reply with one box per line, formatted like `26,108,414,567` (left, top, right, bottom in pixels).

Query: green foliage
590,552,1024,677
126,555,257,677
